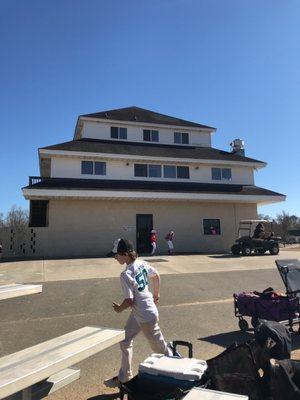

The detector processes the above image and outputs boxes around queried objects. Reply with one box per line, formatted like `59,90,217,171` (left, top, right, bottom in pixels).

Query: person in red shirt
150,230,157,255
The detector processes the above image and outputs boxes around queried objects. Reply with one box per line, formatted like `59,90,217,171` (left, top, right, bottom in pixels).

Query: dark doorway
136,214,153,254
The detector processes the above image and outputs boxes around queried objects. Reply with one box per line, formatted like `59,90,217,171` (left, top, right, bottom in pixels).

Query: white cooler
139,353,207,389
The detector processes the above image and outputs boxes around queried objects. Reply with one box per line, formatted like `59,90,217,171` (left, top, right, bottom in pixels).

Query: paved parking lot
0,247,299,399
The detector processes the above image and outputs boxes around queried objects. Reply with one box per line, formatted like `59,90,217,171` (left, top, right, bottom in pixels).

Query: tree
0,212,5,228
276,211,300,241
257,213,272,221
0,206,29,253
0,212,5,243
5,205,29,230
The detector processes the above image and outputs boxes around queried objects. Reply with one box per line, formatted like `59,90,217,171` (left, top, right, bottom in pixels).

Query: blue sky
1,0,299,218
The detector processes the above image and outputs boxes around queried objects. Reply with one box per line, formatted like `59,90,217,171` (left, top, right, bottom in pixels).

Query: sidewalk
0,247,299,284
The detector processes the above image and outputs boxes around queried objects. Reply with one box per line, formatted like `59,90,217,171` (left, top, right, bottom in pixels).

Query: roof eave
38,148,265,168
22,187,286,204
74,117,85,140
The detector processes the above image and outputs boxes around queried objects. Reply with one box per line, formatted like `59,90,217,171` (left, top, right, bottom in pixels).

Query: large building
20,106,285,258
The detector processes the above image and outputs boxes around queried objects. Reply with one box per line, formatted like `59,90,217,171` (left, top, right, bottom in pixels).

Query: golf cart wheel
239,318,249,332
231,244,240,255
242,245,252,256
269,245,279,255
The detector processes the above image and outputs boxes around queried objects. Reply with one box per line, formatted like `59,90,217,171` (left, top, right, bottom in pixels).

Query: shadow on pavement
88,393,120,400
0,255,110,263
199,328,300,352
198,330,254,347
208,254,241,259
208,253,275,259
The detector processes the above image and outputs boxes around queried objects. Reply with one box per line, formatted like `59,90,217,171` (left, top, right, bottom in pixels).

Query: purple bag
234,291,299,321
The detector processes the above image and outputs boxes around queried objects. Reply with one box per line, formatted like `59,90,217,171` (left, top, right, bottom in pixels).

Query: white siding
51,156,254,184
81,121,212,147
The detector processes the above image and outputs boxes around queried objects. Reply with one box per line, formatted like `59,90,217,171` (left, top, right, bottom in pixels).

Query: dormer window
212,168,232,181
81,161,106,175
174,132,189,144
143,129,159,142
111,126,127,140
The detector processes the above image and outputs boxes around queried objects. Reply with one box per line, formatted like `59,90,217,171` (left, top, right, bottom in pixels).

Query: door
136,214,153,254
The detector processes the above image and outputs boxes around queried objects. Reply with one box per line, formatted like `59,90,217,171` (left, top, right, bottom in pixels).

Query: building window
81,161,106,175
149,164,161,177
134,164,162,178
111,126,127,140
212,168,232,181
143,129,159,142
134,163,189,179
163,165,176,178
174,132,189,144
163,165,189,179
134,164,148,177
95,162,106,175
222,168,232,180
81,161,93,175
177,166,190,179
203,219,221,235
29,200,48,227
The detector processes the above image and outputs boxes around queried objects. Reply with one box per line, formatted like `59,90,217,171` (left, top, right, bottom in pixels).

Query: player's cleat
104,376,121,388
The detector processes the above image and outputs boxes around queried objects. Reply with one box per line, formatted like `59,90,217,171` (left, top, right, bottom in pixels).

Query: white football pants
118,312,172,383
151,242,157,255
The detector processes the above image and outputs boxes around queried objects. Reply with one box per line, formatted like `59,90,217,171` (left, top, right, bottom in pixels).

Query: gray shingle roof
80,106,216,130
41,139,264,164
24,177,284,197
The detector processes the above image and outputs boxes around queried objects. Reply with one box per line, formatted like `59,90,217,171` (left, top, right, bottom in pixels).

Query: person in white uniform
105,238,172,387
165,230,174,255
106,238,121,257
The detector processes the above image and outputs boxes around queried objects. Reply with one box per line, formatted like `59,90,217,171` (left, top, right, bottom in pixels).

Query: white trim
23,188,285,205
39,149,266,169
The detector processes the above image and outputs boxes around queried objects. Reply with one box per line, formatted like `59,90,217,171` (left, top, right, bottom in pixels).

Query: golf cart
231,220,281,256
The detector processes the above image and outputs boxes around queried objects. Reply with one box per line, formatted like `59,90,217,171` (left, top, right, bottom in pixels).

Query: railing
29,176,46,186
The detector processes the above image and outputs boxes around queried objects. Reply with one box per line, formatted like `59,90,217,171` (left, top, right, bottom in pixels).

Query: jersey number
135,269,148,292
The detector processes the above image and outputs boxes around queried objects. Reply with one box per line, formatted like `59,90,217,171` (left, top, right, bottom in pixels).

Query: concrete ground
0,246,300,400
1,246,300,284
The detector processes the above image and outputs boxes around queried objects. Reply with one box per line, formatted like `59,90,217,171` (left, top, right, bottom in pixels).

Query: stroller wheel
239,318,249,332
